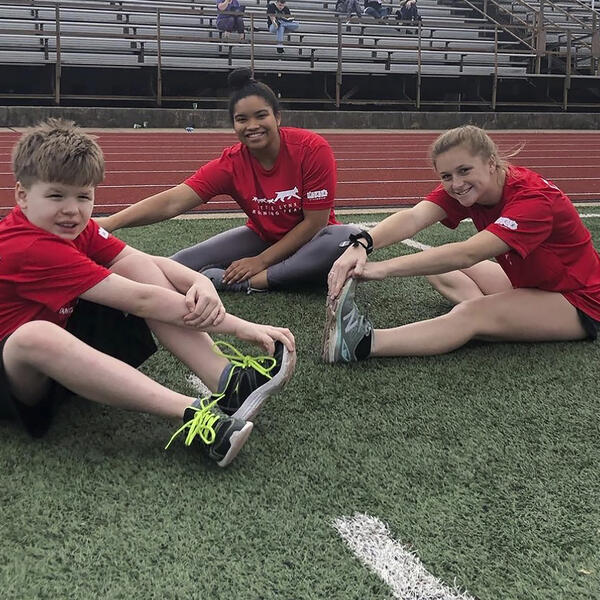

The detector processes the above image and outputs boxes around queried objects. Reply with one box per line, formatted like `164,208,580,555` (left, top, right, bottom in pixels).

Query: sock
217,363,235,393
189,366,233,411
355,330,372,361
190,397,204,409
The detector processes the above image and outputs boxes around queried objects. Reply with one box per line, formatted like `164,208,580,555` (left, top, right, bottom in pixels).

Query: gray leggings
172,224,362,290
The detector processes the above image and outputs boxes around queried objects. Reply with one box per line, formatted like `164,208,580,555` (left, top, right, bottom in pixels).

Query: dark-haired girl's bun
227,67,254,90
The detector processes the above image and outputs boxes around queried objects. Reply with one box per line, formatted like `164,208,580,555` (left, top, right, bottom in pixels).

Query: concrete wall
2,106,600,130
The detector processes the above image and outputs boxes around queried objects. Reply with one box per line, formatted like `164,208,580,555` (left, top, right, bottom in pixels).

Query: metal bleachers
0,0,594,109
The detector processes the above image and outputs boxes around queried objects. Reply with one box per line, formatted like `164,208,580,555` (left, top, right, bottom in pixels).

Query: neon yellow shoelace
212,341,276,379
165,397,222,450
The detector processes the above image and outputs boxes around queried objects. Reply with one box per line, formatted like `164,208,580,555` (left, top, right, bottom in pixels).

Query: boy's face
15,180,95,240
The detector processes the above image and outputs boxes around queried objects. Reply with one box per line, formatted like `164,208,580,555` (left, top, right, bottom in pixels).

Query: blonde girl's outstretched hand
354,260,388,282
327,245,368,301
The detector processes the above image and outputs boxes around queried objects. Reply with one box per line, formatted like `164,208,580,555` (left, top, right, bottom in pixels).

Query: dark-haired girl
98,68,359,292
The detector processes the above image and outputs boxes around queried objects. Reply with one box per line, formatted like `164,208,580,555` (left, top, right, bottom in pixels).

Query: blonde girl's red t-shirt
0,207,126,338
425,166,600,320
183,127,339,243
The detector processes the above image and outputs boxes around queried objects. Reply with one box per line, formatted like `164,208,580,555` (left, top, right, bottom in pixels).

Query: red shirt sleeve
183,151,235,201
17,237,115,312
485,191,553,258
300,140,336,211
84,219,127,265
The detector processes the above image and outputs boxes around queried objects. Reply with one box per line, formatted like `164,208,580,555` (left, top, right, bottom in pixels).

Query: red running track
1,129,600,217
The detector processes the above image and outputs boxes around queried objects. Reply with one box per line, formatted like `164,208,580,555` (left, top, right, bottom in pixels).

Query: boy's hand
183,279,226,328
235,323,295,355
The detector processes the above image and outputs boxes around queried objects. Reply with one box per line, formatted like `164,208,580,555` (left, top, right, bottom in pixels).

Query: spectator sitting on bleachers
363,0,389,19
395,0,421,29
335,0,364,22
267,0,299,54
216,0,246,40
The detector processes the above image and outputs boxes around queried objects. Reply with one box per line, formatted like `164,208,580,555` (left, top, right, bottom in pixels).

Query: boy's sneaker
165,397,253,468
213,341,296,421
322,278,373,363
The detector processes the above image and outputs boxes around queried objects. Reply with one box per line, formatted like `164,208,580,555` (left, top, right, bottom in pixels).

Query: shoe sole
217,421,254,467
232,346,297,422
322,279,356,363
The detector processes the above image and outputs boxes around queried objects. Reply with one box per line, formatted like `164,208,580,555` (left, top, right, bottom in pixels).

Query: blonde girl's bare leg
426,259,512,305
372,288,586,357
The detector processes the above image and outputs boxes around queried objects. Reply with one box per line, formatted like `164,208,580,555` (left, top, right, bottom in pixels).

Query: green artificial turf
2,212,600,599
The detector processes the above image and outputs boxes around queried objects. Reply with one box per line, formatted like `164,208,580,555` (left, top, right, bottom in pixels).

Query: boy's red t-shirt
0,207,126,338
425,165,600,320
184,127,339,243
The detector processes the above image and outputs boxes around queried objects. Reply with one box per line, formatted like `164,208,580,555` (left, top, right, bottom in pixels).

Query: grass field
2,212,600,600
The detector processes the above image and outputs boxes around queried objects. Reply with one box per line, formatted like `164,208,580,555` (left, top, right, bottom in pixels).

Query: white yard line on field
333,513,474,600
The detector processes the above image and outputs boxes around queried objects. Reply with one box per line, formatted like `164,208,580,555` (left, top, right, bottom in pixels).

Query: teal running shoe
322,279,373,363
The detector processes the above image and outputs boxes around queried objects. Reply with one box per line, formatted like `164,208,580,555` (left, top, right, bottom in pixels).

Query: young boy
0,119,296,467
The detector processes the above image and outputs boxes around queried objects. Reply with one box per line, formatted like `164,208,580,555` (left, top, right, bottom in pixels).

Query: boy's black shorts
577,308,600,341
0,300,157,438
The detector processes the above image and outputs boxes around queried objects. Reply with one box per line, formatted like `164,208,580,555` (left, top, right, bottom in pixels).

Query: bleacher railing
0,0,596,109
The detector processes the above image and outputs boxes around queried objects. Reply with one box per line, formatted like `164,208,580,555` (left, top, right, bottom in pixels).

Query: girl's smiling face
434,144,503,207
232,95,281,155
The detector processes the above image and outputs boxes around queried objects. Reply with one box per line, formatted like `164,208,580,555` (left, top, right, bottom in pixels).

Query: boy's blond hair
12,118,105,188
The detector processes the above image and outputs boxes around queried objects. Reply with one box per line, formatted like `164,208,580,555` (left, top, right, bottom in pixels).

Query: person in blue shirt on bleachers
267,0,299,54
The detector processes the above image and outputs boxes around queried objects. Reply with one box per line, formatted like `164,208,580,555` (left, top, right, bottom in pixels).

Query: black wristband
339,230,374,255
356,230,374,253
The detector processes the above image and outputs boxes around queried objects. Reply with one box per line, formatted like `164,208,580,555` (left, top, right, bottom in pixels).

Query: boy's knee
6,321,65,359
111,253,154,278
112,253,173,288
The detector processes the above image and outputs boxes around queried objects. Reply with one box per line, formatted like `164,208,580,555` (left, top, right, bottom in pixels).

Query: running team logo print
252,186,301,205
251,186,302,216
495,217,518,231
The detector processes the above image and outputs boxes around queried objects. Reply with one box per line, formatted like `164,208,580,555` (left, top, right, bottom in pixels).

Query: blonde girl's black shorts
0,300,156,438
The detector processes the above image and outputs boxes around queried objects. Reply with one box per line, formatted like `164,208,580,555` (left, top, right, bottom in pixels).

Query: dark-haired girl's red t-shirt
426,166,600,320
184,127,339,243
